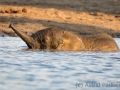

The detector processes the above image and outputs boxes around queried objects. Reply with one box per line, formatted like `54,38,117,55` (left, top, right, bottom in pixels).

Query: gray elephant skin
9,24,119,51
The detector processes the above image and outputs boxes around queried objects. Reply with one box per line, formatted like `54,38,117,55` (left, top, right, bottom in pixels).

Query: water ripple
0,37,120,90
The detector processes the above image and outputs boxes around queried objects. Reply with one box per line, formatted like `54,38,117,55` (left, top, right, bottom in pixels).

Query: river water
0,37,120,90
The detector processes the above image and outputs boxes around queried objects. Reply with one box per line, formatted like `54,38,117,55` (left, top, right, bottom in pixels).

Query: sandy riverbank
0,0,120,37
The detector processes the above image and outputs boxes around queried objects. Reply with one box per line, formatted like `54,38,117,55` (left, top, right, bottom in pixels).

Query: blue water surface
0,37,120,90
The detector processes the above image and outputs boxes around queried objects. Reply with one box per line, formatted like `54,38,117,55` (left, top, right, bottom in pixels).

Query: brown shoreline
0,0,120,38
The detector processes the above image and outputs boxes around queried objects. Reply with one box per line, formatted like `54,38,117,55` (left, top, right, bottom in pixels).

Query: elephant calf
9,24,119,51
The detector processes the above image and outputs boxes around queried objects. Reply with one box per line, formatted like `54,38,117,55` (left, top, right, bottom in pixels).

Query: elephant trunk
9,24,38,49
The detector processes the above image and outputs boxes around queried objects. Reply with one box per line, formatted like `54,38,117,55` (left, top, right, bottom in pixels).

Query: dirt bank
0,0,120,37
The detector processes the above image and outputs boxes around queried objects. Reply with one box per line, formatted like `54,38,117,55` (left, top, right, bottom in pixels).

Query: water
0,37,120,90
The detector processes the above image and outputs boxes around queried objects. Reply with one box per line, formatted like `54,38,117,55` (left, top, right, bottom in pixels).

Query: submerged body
79,34,119,51
9,24,119,51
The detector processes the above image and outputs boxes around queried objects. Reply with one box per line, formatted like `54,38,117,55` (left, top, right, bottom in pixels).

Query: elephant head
9,24,85,51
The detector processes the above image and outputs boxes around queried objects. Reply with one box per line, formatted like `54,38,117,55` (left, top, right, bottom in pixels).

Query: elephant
9,24,119,51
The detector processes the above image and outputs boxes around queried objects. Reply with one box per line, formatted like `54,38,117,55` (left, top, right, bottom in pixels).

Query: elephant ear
9,24,39,49
62,31,86,51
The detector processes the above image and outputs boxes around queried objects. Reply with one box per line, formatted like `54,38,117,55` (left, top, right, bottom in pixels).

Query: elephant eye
42,39,45,42
42,39,46,44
